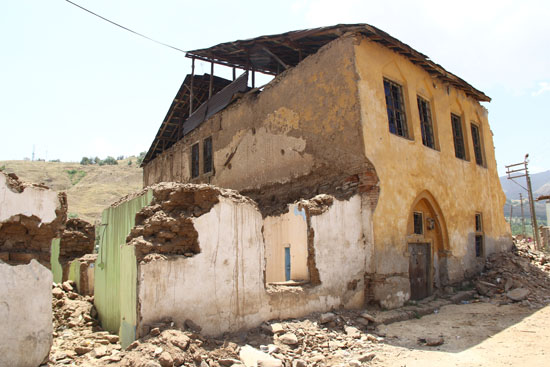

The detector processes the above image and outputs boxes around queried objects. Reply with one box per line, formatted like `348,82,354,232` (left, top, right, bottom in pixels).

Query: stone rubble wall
0,171,67,266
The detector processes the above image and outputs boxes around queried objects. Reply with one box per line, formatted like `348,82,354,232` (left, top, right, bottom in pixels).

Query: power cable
64,0,187,54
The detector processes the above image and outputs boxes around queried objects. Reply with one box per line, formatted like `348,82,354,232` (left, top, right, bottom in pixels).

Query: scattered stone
506,288,530,301
150,327,161,336
279,332,299,345
358,353,376,362
292,359,307,367
52,287,64,299
240,345,282,367
62,281,74,292
91,345,108,358
425,336,444,346
348,360,361,367
219,358,242,366
185,319,202,332
319,312,336,324
359,312,376,323
74,346,92,355
344,326,361,338
158,351,173,367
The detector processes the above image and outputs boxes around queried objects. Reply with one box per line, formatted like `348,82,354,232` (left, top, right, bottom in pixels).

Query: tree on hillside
100,156,118,166
136,151,146,165
80,157,91,165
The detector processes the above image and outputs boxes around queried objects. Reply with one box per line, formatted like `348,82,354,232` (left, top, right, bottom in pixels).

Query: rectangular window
470,123,484,166
475,213,483,232
417,96,435,149
203,136,213,174
475,235,483,257
191,143,199,178
475,213,483,257
451,114,466,160
413,212,423,235
384,78,408,138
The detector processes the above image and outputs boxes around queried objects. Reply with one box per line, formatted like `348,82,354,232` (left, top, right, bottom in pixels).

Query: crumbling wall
134,184,372,339
0,260,53,367
143,35,378,217
0,171,67,266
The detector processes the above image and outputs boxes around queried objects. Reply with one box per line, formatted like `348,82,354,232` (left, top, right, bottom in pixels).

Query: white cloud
532,82,550,96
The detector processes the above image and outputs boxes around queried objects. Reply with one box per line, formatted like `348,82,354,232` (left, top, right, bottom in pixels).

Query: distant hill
500,170,549,233
0,159,143,223
500,170,550,199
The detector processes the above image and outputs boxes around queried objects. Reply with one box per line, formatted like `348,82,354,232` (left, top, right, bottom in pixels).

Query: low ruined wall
0,260,53,367
0,171,67,266
136,192,371,338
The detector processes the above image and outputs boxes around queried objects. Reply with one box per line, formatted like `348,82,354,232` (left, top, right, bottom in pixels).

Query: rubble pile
48,284,383,367
48,281,122,367
116,311,380,367
474,237,550,308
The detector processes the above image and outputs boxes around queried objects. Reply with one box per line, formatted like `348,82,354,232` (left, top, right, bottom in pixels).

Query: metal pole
520,193,526,236
525,165,541,248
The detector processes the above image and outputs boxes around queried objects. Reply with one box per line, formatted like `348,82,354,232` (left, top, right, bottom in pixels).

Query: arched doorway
407,191,449,300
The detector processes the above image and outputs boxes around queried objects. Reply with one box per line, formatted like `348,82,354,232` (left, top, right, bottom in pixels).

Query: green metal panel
94,190,152,336
68,260,81,291
50,238,62,284
119,244,137,348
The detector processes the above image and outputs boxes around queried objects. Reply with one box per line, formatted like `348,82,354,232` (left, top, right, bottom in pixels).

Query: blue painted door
284,247,291,281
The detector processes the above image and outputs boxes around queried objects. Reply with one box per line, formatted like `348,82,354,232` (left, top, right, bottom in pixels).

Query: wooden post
189,57,195,115
209,62,214,99
252,67,255,88
232,67,236,81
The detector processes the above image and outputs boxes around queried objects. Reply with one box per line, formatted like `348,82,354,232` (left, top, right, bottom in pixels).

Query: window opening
451,114,466,159
203,136,213,174
384,78,408,138
417,96,435,149
413,212,423,235
191,143,199,178
475,213,483,257
471,123,484,166
284,247,291,281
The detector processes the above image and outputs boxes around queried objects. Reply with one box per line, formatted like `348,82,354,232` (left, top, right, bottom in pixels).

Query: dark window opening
475,235,483,257
475,213,483,232
413,212,423,235
384,78,408,138
451,114,466,160
471,123,484,166
203,136,213,174
417,96,435,149
191,143,199,178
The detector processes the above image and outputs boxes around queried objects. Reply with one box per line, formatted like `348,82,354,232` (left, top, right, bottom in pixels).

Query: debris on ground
474,236,550,308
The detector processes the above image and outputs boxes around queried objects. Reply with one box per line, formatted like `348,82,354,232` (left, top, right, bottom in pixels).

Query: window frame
417,96,436,149
413,211,424,235
191,142,200,179
383,78,409,139
203,136,213,175
470,122,484,167
451,113,467,160
474,213,484,258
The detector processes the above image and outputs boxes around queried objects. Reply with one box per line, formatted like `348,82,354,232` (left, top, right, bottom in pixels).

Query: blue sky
1,0,549,175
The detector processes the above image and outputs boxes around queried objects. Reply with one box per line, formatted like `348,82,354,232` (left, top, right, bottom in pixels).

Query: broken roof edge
186,23,490,103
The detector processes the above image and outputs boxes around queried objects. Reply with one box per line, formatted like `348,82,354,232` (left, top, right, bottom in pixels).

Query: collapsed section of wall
0,171,67,266
0,260,53,367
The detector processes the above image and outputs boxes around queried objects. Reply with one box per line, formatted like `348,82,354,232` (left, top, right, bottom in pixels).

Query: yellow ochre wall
354,38,512,307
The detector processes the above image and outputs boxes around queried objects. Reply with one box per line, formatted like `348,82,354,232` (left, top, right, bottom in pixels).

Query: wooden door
408,243,430,300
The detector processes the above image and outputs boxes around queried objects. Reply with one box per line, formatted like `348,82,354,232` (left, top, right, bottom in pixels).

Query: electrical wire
64,0,187,54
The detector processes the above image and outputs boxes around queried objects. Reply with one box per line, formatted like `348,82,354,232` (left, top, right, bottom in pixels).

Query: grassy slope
0,159,143,223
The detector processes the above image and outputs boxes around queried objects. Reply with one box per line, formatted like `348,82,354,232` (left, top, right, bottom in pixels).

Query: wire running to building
64,0,187,54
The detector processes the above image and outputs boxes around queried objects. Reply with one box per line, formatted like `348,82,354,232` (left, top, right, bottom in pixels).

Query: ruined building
95,24,511,346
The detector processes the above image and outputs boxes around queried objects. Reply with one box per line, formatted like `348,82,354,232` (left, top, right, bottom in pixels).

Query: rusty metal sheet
206,72,249,120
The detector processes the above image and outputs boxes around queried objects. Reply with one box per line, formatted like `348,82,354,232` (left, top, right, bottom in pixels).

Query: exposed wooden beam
261,46,289,70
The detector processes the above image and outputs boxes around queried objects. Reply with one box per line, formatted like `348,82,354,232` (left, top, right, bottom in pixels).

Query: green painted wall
94,190,153,344
50,238,62,284
68,260,81,291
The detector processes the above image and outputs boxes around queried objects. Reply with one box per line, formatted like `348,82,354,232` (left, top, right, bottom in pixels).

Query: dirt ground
374,302,548,367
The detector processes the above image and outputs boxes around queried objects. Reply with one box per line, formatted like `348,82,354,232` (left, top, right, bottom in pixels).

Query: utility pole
509,201,514,225
505,154,541,249
520,193,526,236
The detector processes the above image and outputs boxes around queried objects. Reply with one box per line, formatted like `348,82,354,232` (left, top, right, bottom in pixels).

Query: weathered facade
139,24,510,311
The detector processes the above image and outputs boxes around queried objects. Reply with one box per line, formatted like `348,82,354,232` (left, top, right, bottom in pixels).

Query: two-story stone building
140,24,511,309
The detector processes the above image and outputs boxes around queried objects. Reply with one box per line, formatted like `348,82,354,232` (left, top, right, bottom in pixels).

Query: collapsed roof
143,23,490,166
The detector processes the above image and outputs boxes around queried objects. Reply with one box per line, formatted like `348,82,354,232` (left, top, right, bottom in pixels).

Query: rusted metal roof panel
186,23,490,102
